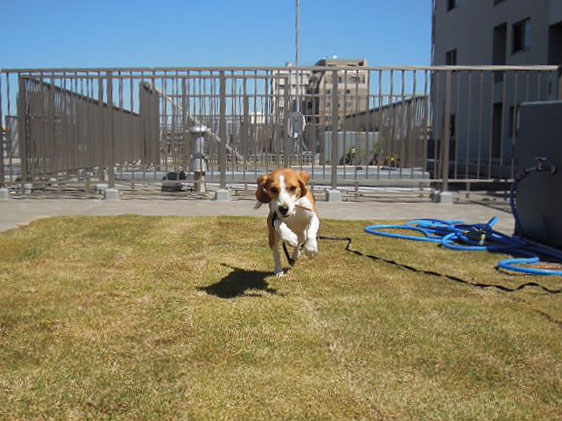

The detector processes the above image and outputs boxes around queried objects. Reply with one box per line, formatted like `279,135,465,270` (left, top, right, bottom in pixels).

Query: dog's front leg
271,234,284,276
304,214,320,257
273,219,299,248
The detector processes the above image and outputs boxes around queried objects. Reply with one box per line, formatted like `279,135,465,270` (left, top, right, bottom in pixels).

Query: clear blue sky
1,0,432,69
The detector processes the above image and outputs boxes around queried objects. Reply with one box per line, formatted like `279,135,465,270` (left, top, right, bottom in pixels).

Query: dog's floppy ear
297,171,310,197
256,174,271,203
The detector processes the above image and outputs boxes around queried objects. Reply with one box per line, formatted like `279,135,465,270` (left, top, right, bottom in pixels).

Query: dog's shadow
198,264,281,299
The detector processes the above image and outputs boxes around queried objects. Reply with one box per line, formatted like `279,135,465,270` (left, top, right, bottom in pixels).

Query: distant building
431,0,562,177
305,58,370,129
270,62,310,119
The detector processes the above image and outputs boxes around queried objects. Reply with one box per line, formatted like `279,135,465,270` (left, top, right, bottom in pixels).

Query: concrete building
433,0,562,67
270,62,310,119
305,58,370,129
431,0,562,178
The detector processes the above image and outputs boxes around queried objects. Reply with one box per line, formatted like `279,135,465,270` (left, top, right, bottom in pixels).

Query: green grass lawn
1,215,561,420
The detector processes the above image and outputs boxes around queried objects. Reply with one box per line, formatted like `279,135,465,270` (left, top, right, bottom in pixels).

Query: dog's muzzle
278,206,289,217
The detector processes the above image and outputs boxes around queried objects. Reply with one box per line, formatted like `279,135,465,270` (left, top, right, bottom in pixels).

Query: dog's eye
270,187,278,194
289,186,297,192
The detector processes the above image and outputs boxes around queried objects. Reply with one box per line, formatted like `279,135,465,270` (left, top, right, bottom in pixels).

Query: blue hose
364,216,562,277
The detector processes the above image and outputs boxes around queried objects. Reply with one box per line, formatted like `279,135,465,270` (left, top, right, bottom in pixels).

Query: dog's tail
253,201,263,209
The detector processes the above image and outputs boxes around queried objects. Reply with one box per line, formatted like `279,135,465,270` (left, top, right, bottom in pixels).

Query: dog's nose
278,206,289,215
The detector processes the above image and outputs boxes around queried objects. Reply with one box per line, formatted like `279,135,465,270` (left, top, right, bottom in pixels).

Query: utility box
515,101,562,249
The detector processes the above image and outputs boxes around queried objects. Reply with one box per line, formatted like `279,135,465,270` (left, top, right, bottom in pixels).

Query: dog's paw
274,269,286,277
282,231,299,248
304,240,318,257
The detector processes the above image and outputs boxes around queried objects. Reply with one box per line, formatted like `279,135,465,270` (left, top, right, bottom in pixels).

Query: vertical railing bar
232,74,236,181
377,70,383,179
433,71,440,180
321,70,326,179
130,71,135,192
17,74,28,191
396,69,406,179
0,74,4,188
51,74,58,180
422,70,429,178
241,71,248,179
106,71,115,188
499,70,507,180
476,71,483,179
342,69,348,179
273,71,278,176
185,70,191,183
219,71,227,189
253,70,258,174
441,70,452,193
118,71,124,184
298,72,304,173
465,72,472,179
363,70,370,180
73,71,79,177
330,69,338,190
6,74,13,182
389,70,397,180
453,71,460,180
86,75,93,189
409,70,417,179
282,70,291,168
264,70,270,176
162,72,168,175
151,70,157,181
511,71,519,180
39,73,46,176
170,72,176,174
353,70,356,188
487,71,495,179
140,71,146,184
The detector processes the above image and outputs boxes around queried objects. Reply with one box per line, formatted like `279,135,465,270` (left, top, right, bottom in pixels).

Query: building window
447,0,458,11
445,49,457,65
513,18,531,53
548,22,562,64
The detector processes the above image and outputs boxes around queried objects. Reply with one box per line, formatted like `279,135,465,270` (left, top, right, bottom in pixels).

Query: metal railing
1,65,560,197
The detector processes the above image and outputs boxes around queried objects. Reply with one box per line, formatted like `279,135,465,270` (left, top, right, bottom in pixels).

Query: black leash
270,210,560,294
317,235,562,295
271,210,296,267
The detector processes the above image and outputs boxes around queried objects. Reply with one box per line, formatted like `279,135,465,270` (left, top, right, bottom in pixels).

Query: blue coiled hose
365,216,562,277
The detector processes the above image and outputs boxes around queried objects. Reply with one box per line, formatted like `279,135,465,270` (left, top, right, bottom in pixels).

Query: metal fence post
17,75,28,187
283,78,290,168
331,69,339,190
441,70,452,192
106,71,115,188
0,74,4,188
219,71,227,189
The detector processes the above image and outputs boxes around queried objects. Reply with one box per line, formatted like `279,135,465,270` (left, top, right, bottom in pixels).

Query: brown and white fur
255,169,320,276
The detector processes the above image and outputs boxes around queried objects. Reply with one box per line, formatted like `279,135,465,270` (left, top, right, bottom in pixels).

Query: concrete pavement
0,198,515,234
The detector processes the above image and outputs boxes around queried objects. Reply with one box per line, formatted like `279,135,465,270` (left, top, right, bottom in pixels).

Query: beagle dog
255,168,320,276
